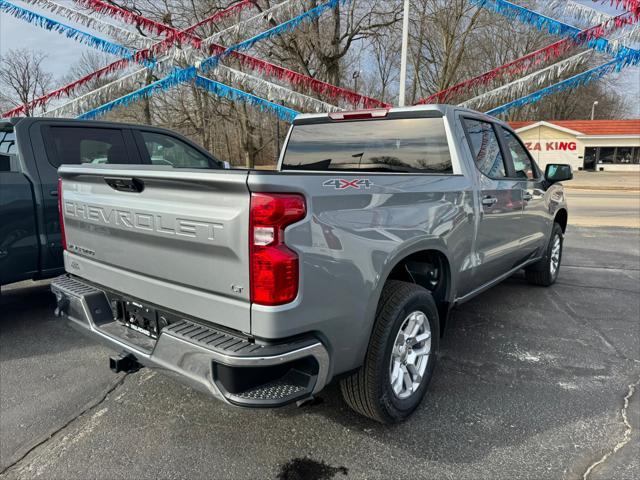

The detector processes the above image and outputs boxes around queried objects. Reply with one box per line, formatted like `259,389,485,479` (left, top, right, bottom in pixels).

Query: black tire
525,223,564,286
340,280,439,423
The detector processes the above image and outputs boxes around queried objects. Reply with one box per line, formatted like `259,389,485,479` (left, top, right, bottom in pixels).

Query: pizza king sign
525,141,577,152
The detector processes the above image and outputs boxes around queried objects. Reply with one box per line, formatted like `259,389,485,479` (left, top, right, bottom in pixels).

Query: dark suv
1,117,223,286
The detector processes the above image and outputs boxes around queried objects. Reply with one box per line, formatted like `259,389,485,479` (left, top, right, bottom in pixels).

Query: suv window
463,118,507,179
0,125,17,154
138,131,215,168
282,118,453,173
45,126,131,168
500,127,536,179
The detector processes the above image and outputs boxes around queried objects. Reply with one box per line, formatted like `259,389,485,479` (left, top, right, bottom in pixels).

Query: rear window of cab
281,117,452,174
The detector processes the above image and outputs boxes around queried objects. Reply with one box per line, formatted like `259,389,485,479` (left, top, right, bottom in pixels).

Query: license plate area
105,292,187,340
115,300,166,339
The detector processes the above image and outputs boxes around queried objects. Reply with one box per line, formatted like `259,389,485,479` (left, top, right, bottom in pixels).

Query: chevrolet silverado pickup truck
51,105,572,423
0,117,224,286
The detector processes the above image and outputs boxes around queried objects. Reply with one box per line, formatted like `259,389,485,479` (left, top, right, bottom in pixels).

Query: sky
0,0,638,115
0,1,106,76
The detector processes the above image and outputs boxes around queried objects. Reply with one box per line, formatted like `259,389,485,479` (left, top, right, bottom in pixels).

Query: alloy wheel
389,311,432,400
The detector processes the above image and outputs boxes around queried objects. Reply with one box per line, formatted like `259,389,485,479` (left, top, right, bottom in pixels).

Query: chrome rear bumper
51,275,330,407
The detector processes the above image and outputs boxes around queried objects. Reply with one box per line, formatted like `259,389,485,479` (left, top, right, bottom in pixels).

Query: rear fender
354,239,454,368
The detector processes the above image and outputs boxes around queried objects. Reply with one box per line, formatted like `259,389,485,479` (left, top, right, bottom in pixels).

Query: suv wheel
340,280,439,423
525,223,564,286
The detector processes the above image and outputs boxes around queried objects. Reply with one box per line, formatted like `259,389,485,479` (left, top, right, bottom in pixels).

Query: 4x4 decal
323,179,373,190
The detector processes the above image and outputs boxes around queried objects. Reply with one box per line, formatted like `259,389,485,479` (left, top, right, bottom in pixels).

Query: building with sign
510,120,640,172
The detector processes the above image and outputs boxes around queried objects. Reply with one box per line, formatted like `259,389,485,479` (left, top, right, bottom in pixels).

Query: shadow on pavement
0,281,82,362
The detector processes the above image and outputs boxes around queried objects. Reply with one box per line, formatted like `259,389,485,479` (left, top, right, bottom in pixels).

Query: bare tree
50,0,631,168
0,49,53,116
407,0,485,101
253,0,403,87
363,30,401,103
64,52,120,93
508,80,627,121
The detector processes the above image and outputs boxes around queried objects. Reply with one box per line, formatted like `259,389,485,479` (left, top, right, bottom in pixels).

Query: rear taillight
250,193,306,306
57,178,67,251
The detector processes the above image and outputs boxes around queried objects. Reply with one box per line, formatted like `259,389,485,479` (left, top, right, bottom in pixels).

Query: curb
565,186,640,192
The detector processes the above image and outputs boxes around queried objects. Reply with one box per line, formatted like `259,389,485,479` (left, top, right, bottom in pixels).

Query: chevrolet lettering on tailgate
64,201,224,241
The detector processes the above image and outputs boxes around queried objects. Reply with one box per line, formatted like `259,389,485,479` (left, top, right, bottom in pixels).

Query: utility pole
398,0,410,107
275,100,282,163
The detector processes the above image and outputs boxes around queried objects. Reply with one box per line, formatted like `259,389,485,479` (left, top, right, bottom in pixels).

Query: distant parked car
0,117,225,286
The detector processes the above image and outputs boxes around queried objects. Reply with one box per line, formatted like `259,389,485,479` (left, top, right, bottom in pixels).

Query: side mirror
545,164,573,184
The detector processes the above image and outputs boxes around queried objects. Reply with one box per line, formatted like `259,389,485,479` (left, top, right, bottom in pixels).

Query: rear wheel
525,223,564,286
340,281,439,423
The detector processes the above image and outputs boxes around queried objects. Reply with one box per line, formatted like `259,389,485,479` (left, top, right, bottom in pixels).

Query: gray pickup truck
52,105,572,423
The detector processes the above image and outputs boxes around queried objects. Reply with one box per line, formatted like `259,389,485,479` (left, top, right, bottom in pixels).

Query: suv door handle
105,177,145,193
482,196,498,207
523,192,533,202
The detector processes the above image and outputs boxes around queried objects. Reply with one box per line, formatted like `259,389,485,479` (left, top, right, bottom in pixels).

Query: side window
139,131,213,168
0,126,17,154
45,127,130,168
500,127,536,180
462,118,507,179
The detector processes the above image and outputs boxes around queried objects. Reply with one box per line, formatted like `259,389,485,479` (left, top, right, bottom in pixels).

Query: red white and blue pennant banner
1,0,257,117
0,0,135,58
593,0,640,17
461,51,595,110
418,1,640,104
71,0,201,46
76,0,350,120
2,0,387,118
22,0,152,48
486,60,627,116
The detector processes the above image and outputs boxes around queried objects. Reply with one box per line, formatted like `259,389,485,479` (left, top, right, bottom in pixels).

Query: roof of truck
293,104,498,124
3,116,157,129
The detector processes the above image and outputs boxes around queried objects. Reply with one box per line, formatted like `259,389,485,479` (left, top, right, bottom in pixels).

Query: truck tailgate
58,165,251,333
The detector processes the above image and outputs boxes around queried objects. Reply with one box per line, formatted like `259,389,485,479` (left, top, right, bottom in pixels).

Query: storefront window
598,147,616,164
593,146,640,165
616,147,634,164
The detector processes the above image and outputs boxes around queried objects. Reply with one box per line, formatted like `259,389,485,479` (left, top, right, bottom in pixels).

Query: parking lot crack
547,291,626,361
0,374,128,477
582,378,639,480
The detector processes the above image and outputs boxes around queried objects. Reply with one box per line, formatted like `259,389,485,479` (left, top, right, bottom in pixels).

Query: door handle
482,196,498,207
104,177,145,193
523,192,533,202
49,189,58,197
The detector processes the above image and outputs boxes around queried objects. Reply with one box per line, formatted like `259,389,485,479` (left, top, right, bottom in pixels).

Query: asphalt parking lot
1,226,639,480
